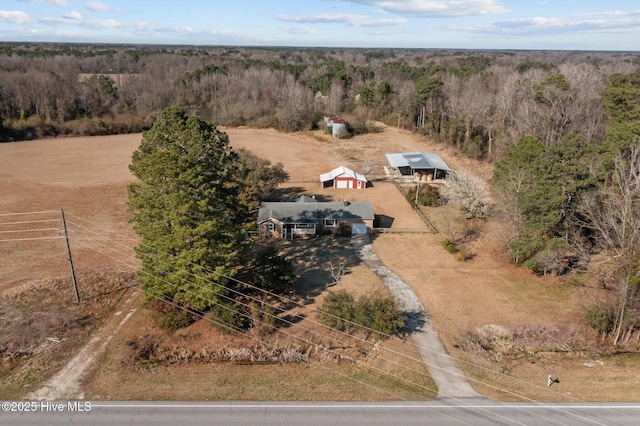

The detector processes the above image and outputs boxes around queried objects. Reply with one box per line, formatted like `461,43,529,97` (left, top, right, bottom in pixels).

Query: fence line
392,180,439,234
286,175,391,184
286,178,318,183
373,228,430,234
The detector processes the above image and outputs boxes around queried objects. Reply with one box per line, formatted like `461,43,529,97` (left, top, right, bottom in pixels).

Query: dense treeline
0,43,637,154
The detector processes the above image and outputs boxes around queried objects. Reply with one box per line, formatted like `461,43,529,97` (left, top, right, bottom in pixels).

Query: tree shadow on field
267,187,331,202
403,310,427,334
281,237,362,306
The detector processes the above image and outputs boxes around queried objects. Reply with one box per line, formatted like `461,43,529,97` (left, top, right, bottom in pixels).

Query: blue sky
1,0,639,50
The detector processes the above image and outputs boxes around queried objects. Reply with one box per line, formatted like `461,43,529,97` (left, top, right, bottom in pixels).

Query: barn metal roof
385,152,451,171
320,166,367,183
258,197,374,224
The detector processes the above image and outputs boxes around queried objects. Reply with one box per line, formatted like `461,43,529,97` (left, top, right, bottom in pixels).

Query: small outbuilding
324,114,349,139
320,166,367,189
385,151,452,180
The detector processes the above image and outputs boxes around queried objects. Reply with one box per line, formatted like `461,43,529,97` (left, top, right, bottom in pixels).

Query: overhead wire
0,228,61,234
74,231,620,426
0,210,60,217
0,219,60,225
63,212,610,405
70,237,442,396
64,215,609,416
0,236,64,242
64,216,610,425
70,237,530,426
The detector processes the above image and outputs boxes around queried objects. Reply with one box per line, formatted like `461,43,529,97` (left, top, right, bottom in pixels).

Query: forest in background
0,43,637,156
2,43,640,346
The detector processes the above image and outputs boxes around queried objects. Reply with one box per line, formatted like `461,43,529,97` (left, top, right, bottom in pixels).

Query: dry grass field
1,124,639,402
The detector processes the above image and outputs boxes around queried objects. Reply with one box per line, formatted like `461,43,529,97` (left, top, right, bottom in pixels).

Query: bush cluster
317,289,405,339
406,184,441,207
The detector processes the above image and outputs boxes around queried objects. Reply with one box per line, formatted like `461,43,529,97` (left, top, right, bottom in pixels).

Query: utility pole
60,209,80,302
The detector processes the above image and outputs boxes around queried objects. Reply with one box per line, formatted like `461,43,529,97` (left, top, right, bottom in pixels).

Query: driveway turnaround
352,234,480,399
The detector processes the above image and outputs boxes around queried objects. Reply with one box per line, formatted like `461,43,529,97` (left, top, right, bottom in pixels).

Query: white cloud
276,12,406,27
283,26,317,35
0,10,32,24
340,0,509,17
359,18,406,27
86,1,112,12
276,13,368,24
18,0,68,6
470,16,640,36
63,11,83,20
573,9,640,18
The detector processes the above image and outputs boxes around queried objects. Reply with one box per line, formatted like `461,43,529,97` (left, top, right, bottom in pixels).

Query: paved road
352,234,479,398
2,400,639,425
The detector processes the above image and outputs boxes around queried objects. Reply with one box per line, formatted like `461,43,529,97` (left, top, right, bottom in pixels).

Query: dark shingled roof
258,197,374,224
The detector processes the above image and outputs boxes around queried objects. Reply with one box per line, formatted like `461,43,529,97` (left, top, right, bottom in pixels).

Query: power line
0,228,61,234
62,213,625,424
66,222,606,425
72,236,594,425
0,210,60,217
72,238,441,391
65,217,574,396
0,236,64,242
71,239,441,400
63,215,592,402
0,219,60,226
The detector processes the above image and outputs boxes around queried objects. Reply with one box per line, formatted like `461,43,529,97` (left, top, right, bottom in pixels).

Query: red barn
320,166,367,189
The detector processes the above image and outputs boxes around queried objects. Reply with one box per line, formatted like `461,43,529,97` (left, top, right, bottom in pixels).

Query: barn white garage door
351,223,367,235
336,180,348,188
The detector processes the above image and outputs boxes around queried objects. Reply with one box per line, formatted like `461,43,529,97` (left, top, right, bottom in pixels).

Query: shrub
442,237,458,254
586,302,615,336
317,290,355,332
208,301,243,334
420,184,441,206
406,184,441,206
317,290,404,339
157,310,194,330
335,222,352,237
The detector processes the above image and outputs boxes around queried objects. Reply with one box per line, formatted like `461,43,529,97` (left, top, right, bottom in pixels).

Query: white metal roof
320,166,367,183
385,152,451,171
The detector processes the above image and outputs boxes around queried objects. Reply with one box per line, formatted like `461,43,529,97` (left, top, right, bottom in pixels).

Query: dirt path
28,290,140,400
352,235,479,399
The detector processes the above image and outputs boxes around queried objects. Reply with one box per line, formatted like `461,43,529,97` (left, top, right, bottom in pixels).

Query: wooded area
0,43,637,154
2,43,640,345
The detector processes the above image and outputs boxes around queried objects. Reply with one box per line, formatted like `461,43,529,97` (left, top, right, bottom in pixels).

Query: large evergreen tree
128,106,245,312
494,134,597,273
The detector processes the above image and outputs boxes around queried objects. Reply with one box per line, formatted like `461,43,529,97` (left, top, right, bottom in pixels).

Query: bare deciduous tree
443,171,491,219
326,262,346,287
578,144,640,345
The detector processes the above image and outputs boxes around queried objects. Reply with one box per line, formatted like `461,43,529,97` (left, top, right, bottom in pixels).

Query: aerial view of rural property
2,1,640,424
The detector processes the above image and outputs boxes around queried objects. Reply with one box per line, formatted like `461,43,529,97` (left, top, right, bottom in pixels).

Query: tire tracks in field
28,289,140,401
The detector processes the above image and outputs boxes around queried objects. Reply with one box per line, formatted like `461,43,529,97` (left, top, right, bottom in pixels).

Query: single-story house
320,166,367,189
258,195,374,239
385,151,452,180
324,114,349,138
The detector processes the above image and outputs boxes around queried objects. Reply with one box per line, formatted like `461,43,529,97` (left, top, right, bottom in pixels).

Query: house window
267,223,275,232
324,219,336,227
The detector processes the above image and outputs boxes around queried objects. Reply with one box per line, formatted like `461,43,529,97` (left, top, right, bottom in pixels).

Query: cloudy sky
1,0,639,50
